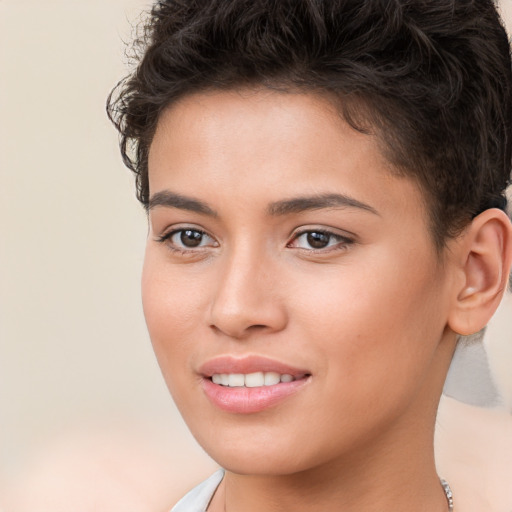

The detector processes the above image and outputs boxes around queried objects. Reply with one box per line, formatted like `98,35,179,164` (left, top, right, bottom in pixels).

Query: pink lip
198,355,309,377
199,355,311,414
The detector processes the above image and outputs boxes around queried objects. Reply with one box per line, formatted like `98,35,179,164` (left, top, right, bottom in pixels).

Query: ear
448,208,512,336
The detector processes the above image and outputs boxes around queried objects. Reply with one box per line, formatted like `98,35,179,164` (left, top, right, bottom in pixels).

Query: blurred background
0,1,511,511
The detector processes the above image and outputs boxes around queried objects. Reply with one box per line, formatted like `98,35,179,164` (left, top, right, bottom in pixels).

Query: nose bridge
209,240,286,338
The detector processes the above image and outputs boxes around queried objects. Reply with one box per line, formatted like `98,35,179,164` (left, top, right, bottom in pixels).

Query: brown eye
306,232,330,249
159,228,217,251
180,229,204,247
288,229,354,252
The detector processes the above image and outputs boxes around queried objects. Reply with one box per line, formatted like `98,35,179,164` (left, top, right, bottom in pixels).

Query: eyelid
287,226,356,252
155,222,211,239
155,224,219,252
289,225,356,241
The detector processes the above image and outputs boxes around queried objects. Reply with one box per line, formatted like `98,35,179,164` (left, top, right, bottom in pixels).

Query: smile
211,372,304,387
199,356,311,414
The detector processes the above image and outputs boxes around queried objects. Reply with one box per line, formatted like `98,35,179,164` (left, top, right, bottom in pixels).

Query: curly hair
107,0,512,248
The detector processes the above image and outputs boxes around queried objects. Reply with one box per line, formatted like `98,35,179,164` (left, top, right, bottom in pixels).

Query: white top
171,470,225,512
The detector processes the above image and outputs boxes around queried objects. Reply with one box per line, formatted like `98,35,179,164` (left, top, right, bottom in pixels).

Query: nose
208,248,288,340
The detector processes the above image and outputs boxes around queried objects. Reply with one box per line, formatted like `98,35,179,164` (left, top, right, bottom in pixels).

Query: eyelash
156,228,218,255
155,227,355,255
287,229,354,253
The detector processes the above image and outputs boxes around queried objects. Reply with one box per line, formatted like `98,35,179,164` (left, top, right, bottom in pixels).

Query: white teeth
245,372,264,387
228,374,245,387
211,372,299,387
264,372,281,386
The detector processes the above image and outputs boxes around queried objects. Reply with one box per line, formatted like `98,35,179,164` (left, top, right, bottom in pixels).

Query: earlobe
448,208,512,336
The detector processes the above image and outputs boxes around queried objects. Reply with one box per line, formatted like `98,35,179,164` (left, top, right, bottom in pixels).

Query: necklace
440,478,454,512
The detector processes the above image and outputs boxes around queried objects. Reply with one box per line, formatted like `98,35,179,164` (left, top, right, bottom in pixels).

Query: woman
108,1,512,510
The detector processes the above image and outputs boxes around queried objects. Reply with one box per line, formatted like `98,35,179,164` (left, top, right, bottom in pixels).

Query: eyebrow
147,190,379,217
148,191,217,216
267,193,379,216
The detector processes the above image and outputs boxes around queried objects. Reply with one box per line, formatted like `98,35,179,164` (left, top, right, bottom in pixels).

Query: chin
212,452,311,477
190,424,329,477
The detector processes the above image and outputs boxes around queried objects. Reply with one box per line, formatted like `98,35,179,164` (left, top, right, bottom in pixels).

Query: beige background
0,1,511,510
0,2,217,509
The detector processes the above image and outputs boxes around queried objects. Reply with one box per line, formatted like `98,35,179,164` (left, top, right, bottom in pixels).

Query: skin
143,89,510,512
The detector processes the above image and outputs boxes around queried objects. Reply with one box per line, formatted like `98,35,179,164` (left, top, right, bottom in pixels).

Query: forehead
148,89,429,233
150,89,382,173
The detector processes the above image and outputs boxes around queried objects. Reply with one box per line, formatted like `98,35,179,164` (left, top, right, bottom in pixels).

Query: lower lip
201,377,310,414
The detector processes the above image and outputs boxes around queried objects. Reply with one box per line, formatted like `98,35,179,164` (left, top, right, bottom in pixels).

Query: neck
217,422,447,512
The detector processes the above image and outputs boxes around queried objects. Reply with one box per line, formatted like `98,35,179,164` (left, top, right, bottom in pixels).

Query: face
143,89,455,476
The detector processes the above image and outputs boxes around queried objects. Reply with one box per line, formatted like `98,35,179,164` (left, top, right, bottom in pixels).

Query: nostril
208,295,288,338
209,322,271,339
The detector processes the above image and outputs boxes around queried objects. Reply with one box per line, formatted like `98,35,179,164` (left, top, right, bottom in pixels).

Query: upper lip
198,355,310,377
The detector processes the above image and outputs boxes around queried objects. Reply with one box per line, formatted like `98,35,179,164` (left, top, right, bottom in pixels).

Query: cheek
141,255,215,429
141,251,204,374
294,250,447,393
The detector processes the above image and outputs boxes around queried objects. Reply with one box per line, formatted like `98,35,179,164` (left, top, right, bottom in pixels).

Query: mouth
210,371,307,387
199,356,311,414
